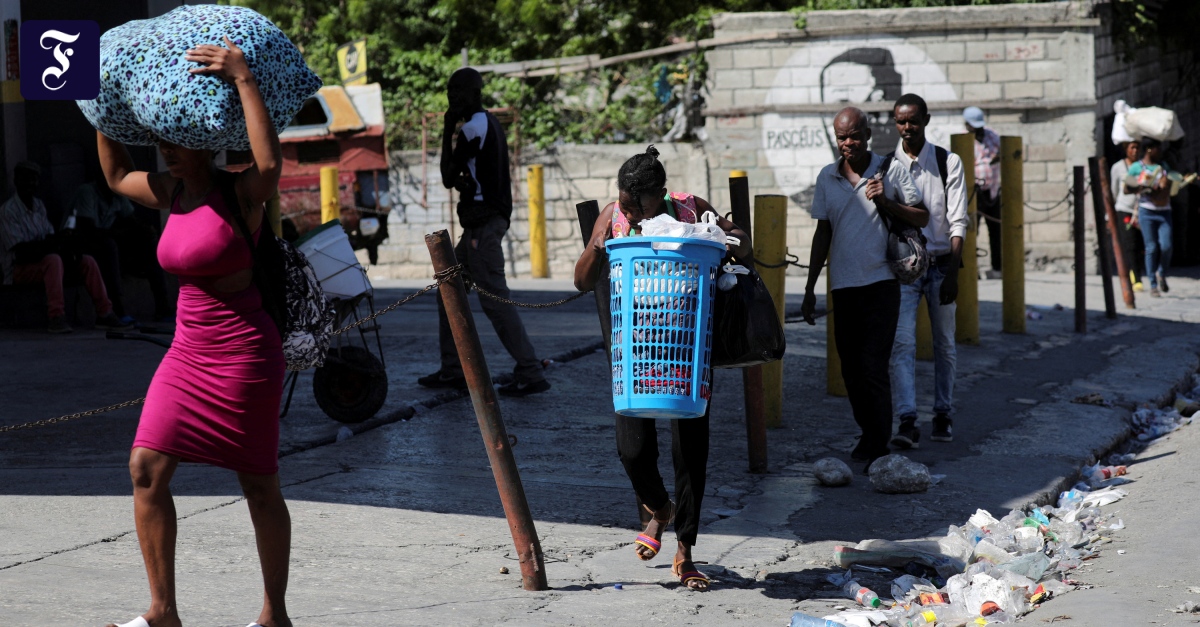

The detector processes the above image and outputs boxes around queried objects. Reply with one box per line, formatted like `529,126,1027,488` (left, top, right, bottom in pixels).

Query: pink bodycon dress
134,188,285,475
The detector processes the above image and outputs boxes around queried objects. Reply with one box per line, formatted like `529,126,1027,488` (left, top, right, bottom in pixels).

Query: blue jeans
1138,207,1172,288
890,264,957,420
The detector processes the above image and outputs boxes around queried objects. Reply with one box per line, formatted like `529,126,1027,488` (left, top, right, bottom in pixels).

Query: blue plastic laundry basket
606,236,725,419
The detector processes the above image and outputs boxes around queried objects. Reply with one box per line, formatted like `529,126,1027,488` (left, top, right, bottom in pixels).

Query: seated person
0,161,133,333
71,178,174,322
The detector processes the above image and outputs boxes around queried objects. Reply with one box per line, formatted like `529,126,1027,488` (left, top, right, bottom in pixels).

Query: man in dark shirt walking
419,67,550,396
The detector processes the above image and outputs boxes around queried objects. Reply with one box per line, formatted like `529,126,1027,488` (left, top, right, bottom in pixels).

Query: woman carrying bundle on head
97,37,291,627
574,145,751,591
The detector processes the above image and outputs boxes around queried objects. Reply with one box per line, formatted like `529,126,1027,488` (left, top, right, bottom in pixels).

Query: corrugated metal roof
319,86,365,134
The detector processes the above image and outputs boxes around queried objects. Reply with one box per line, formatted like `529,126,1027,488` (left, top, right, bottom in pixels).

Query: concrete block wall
371,143,707,279
704,2,1105,275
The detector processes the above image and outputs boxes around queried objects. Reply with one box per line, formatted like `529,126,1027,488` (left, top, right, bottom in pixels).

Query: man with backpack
800,107,927,470
888,94,969,449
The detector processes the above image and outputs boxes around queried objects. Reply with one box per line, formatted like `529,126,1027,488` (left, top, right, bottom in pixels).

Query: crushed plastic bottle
789,612,849,627
1085,465,1127,486
998,551,1051,581
842,580,882,608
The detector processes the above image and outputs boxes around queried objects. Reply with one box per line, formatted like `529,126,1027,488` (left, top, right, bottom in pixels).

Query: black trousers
977,187,1003,272
77,226,171,318
615,405,710,547
1112,213,1144,283
436,215,543,384
832,279,901,456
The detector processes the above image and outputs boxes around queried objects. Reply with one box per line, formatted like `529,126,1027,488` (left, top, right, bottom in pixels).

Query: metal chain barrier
755,253,809,270
5,264,475,433
472,284,593,308
333,264,464,335
8,262,599,432
0,397,148,433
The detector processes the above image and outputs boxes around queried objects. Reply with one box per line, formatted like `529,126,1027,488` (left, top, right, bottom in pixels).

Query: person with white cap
964,106,1003,278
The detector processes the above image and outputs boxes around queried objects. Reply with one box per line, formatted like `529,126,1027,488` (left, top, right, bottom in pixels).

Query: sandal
673,557,711,591
633,500,674,561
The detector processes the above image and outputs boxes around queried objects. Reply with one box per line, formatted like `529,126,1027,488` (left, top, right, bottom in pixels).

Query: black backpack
197,170,335,371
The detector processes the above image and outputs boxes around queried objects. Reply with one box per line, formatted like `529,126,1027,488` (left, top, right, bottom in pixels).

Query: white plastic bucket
296,221,372,300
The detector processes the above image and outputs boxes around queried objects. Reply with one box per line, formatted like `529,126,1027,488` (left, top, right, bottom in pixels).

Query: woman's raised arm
97,131,176,210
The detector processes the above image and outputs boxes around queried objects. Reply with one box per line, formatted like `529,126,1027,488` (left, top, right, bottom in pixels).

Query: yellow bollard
753,194,788,427
266,188,282,238
951,133,980,345
320,166,340,224
916,300,933,361
1000,136,1025,334
528,165,548,278
826,270,847,397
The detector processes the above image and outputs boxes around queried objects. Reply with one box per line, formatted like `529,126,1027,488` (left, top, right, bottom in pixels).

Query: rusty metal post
1073,166,1087,334
729,172,768,474
425,230,548,591
1090,156,1128,313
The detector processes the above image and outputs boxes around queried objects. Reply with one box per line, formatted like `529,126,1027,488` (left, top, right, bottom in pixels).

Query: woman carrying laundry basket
574,146,750,591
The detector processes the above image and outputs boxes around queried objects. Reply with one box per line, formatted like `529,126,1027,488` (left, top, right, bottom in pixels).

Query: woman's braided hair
617,145,667,214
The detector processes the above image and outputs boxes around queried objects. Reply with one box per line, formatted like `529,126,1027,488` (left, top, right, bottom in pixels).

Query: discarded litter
814,457,854,487
798,383,1200,627
788,612,849,627
336,426,354,442
869,455,932,494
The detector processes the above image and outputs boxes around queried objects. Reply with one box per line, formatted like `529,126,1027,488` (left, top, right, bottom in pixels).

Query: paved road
0,269,1198,625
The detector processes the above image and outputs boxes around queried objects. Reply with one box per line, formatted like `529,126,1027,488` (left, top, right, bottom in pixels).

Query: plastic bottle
841,580,882,608
1088,465,1127,483
788,612,848,627
899,605,970,627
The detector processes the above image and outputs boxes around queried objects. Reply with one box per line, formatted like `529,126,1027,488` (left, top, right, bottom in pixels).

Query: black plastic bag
711,263,786,368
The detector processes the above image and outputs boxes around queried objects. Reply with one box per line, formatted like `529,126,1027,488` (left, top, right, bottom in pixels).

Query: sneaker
47,316,73,334
1133,281,1144,293
931,415,954,442
890,416,920,450
497,379,551,397
1159,274,1169,293
95,312,135,331
985,269,1003,280
417,370,467,389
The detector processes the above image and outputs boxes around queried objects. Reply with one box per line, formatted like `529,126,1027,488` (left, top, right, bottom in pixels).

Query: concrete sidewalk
1,269,1198,625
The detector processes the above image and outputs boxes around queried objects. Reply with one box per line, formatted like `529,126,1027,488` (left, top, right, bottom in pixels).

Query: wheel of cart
282,220,388,424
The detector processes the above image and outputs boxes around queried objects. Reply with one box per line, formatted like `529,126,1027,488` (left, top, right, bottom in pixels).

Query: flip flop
114,618,149,627
673,558,711,591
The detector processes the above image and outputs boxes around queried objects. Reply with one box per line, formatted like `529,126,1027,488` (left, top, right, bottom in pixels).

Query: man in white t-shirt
420,68,548,396
800,107,927,469
887,94,968,450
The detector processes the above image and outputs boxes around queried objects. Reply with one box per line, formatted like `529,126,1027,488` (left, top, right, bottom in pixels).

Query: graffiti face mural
762,37,959,210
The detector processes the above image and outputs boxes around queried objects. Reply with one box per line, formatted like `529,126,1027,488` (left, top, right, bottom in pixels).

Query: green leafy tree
234,0,1192,149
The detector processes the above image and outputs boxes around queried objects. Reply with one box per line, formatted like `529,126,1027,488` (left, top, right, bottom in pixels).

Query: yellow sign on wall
336,39,368,86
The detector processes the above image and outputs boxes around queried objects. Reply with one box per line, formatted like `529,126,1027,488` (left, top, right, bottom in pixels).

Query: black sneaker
95,312,135,331
497,379,551,397
417,370,467,389
891,416,921,450
1159,274,1170,293
931,415,954,442
47,316,73,334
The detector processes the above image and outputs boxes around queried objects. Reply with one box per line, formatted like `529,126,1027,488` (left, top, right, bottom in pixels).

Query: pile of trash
790,376,1200,627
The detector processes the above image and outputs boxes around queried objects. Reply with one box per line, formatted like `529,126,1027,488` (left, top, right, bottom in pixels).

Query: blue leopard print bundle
76,5,322,151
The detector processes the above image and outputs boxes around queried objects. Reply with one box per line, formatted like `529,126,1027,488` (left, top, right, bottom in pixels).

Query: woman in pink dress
98,37,290,627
